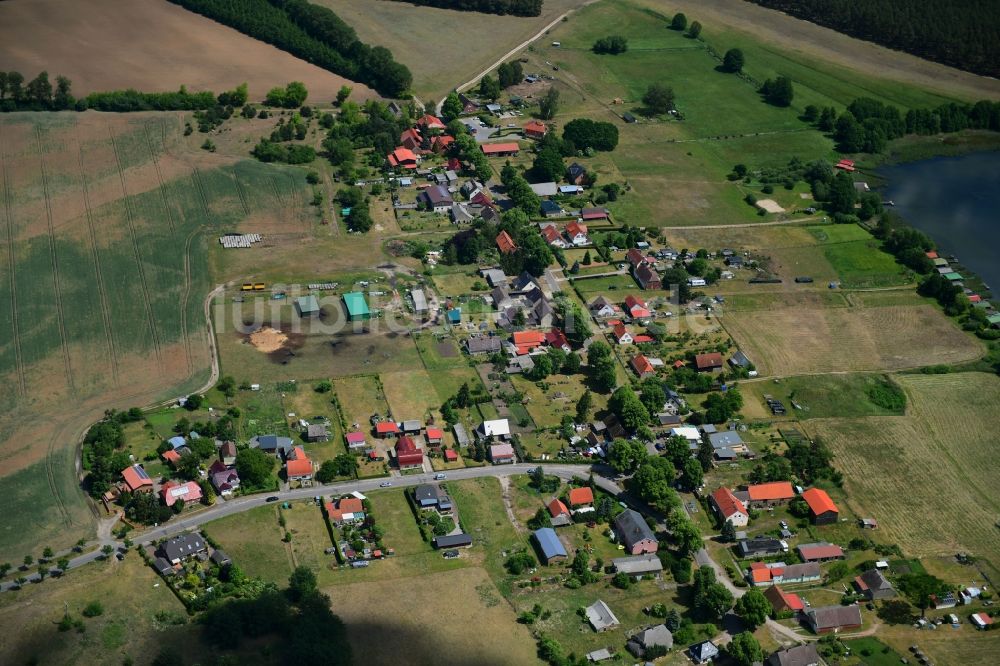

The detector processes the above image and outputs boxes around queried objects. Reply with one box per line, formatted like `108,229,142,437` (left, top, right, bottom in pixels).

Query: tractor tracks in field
231,168,252,217
75,134,120,387
108,126,163,368
34,127,75,393
0,122,27,398
143,122,176,235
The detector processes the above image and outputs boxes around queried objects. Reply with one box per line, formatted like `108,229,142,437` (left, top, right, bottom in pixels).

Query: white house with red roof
345,431,367,450
710,487,749,527
416,114,446,131
611,322,633,345
160,480,203,508
631,354,655,378
624,295,651,319
565,221,589,246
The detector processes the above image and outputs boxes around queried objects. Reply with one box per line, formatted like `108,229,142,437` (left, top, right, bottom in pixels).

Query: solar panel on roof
134,465,150,480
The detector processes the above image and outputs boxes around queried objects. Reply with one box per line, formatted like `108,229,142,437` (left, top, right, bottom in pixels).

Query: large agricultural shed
343,292,371,321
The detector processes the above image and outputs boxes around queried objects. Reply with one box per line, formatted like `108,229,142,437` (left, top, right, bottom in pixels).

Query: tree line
166,0,411,97
381,0,542,17
747,0,1000,78
0,71,222,112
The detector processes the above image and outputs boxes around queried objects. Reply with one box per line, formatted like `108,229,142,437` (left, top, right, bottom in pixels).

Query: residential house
766,644,820,666
524,119,548,139
208,461,240,496
567,162,588,185
419,185,453,213
285,446,313,485
481,142,520,157
804,605,862,634
161,449,181,466
568,486,594,509
565,221,589,246
548,498,572,527
689,640,719,664
489,443,516,464
749,561,821,586
627,625,672,659
159,533,208,564
345,431,367,450
395,436,424,469
764,585,805,615
540,223,568,246
416,114,446,131
306,423,329,442
326,497,365,525
707,431,748,459
252,434,294,458
512,329,546,354
387,147,418,169
540,201,564,219
160,480,203,508
802,488,839,524
710,487,749,527
496,230,518,255
544,327,571,352
425,427,445,447
737,537,786,558
612,554,663,580
414,484,451,511
533,527,568,563
613,509,658,555
854,569,896,600
121,464,154,494
694,352,723,372
624,295,650,319
585,600,620,632
746,481,796,507
477,419,511,440
797,542,845,562
432,533,473,549
480,267,507,287
399,128,422,151
219,441,237,466
611,322,633,345
375,421,400,438
431,135,455,153
589,296,620,319
626,248,649,268
729,350,755,374
506,354,536,374
634,262,662,290
631,354,656,378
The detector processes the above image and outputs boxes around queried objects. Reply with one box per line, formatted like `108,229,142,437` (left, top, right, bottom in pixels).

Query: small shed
296,295,320,317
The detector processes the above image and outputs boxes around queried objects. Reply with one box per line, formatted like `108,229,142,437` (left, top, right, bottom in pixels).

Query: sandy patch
755,198,785,213
248,326,288,353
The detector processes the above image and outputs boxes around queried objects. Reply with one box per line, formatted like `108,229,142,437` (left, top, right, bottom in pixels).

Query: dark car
266,496,280,503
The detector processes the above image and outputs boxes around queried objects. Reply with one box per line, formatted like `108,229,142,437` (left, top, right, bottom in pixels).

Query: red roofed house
387,146,418,169
626,248,647,268
611,322,633,345
634,263,662,290
565,221,589,246
747,481,796,507
496,230,518,255
395,435,424,469
425,427,444,447
673,359,686,369
925,251,939,259
797,542,845,561
632,335,653,344
121,464,154,494
568,486,594,507
481,142,520,157
624,295,651,319
417,114,446,131
541,224,568,248
764,585,805,614
801,488,839,525
513,329,546,355
160,480,202,507
548,498,570,519
972,613,994,630
326,497,365,525
285,446,314,484
968,294,982,303
345,431,367,450
710,487,749,527
580,207,609,221
161,449,181,466
544,327,571,352
694,352,723,372
524,120,548,139
376,421,400,438
631,354,656,379
399,128,422,151
749,561,773,585
431,135,455,153
443,448,458,462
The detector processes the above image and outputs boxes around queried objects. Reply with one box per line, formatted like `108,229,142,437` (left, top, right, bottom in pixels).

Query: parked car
434,473,447,480
266,496,280,502
379,481,393,487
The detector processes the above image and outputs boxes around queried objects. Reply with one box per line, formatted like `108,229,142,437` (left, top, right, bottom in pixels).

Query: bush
82,601,104,618
866,378,907,411
505,551,536,575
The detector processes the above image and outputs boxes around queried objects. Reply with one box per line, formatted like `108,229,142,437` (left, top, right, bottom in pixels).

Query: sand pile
248,326,288,353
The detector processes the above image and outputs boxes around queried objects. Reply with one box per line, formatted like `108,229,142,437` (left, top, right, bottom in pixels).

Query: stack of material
219,233,262,248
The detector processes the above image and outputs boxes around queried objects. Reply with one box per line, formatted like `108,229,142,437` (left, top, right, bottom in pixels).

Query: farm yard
807,373,1000,580
0,0,375,101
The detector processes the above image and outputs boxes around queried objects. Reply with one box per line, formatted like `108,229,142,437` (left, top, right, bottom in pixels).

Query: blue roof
168,436,186,449
533,528,567,561
447,308,462,323
541,200,561,213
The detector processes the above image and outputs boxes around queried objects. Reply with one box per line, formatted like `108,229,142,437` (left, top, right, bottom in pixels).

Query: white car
379,481,393,487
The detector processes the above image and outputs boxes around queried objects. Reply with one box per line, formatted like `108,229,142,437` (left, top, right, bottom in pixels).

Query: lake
879,151,1000,290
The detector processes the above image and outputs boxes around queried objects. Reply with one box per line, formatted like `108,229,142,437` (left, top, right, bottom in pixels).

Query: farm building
854,569,895,600
585,600,620,632
613,509,658,555
766,644,819,666
801,488,839,524
295,295,320,317
710,487,749,527
804,605,862,634
306,424,328,442
432,533,472,549
738,537,786,558
252,434,294,457
411,289,428,314
533,527,568,563
746,481,796,506
524,119,547,139
481,142,520,157
694,352,723,371
749,561,821,586
627,625,672,659
797,542,844,562
634,263,662,290
612,554,663,579
418,185,453,213
343,292,371,321
580,207,609,221
972,613,993,629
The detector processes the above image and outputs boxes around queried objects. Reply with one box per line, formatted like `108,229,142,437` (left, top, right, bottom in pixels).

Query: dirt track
660,0,1000,101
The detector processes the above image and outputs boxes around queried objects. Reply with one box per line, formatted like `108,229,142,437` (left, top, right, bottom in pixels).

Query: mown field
0,111,314,562
808,373,1000,580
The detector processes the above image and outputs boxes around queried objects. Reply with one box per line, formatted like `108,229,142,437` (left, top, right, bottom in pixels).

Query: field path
179,227,199,374
34,127,76,392
75,136,120,387
108,126,163,367
0,122,26,397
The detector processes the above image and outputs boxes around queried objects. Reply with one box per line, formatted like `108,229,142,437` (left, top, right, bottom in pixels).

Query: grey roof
453,423,471,446
635,624,673,649
296,295,320,315
421,184,453,206
585,600,620,631
613,509,657,550
533,527,567,561
402,419,422,432
714,447,738,460
612,554,663,575
153,557,174,575
540,200,563,215
411,289,428,312
160,533,206,562
491,285,512,309
586,648,613,662
806,604,862,631
708,431,743,449
414,484,440,505
730,350,752,368
432,533,472,549
766,644,820,666
700,424,718,434
451,202,477,223
511,271,540,293
567,162,586,179
779,562,821,580
690,640,719,662
467,335,502,354
210,549,232,566
858,568,895,594
737,537,784,557
658,413,682,426
307,423,328,438
481,268,507,287
252,435,293,455
530,181,559,197
589,295,615,312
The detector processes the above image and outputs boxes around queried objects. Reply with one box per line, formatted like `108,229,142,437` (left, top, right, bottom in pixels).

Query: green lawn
203,504,291,584
742,373,907,420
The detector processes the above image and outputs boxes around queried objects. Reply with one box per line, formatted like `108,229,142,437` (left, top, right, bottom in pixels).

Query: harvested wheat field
722,303,982,376
326,567,540,666
0,111,313,561
0,0,376,101
807,373,1000,579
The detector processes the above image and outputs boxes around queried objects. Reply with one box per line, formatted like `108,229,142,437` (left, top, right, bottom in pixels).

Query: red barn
524,120,548,139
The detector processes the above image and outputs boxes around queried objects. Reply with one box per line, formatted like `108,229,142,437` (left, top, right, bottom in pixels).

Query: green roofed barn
296,295,320,317
343,292,371,321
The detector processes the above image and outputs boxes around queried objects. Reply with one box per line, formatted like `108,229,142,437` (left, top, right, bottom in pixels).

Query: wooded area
382,0,542,17
748,0,1000,78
